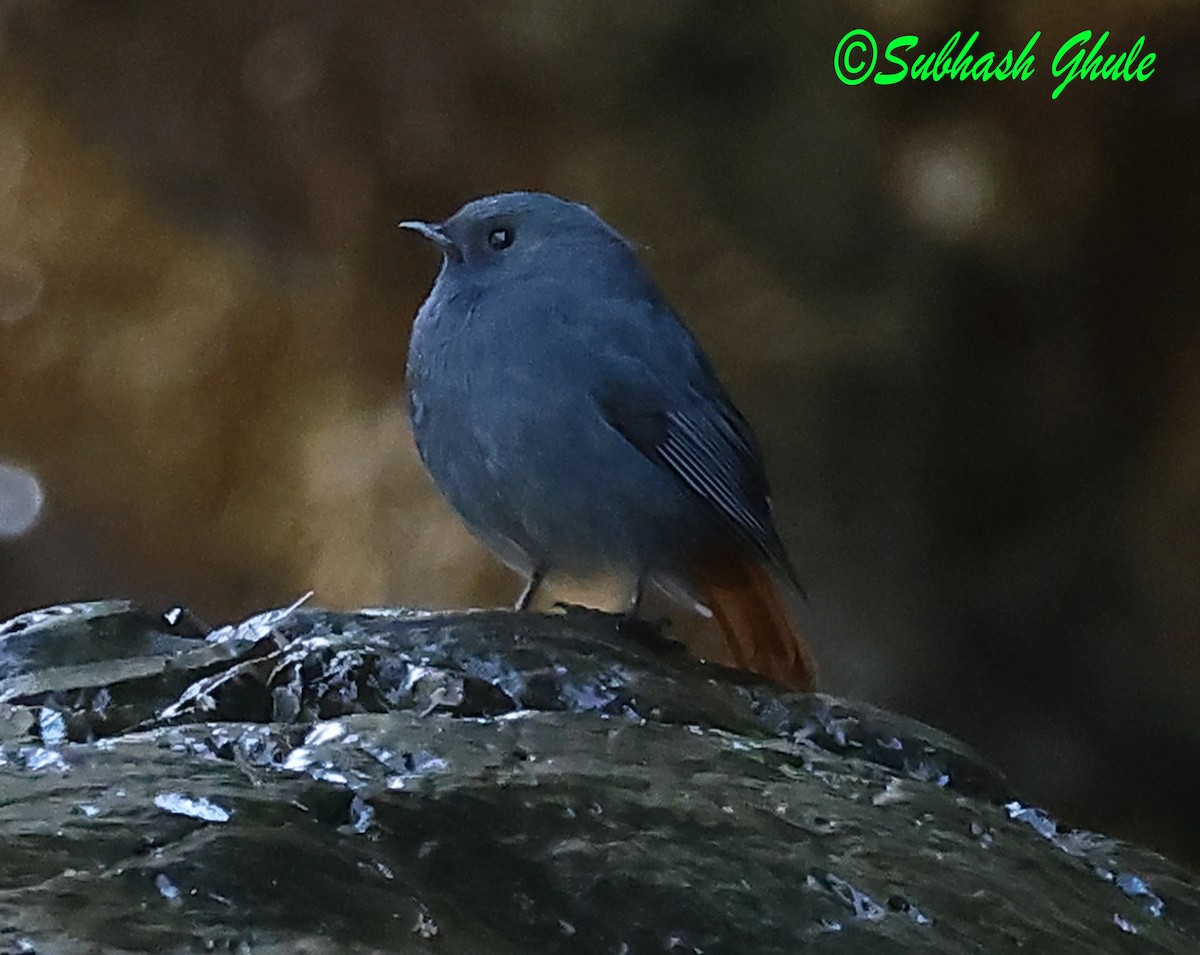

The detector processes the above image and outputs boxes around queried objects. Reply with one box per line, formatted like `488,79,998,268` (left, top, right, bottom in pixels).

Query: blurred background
1,1,1198,866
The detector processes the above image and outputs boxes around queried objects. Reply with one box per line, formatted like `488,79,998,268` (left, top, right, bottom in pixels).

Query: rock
0,600,1196,953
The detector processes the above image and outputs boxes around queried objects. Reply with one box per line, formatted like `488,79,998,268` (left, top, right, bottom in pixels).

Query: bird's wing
593,342,804,596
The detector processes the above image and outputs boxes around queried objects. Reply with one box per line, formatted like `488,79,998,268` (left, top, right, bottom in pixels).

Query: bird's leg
624,577,645,618
514,568,545,611
618,577,671,644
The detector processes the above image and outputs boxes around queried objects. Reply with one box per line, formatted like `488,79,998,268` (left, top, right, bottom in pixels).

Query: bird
399,192,815,691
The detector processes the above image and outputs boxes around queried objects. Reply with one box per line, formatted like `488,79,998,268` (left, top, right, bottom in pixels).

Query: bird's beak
398,220,462,262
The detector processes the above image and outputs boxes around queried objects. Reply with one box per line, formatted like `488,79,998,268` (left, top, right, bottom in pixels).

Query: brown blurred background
1,2,1198,865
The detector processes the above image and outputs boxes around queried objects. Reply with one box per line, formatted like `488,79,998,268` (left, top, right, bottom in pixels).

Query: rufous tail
697,555,816,691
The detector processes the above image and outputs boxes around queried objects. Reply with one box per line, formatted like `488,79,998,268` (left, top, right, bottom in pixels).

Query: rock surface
0,600,1196,953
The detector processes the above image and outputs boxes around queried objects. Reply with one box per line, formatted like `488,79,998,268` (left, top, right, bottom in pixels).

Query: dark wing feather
597,374,804,597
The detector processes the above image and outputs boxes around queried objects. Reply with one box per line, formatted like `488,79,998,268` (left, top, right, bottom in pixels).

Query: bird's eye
487,226,513,251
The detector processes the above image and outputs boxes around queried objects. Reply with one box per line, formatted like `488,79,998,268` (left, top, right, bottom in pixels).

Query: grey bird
400,192,814,690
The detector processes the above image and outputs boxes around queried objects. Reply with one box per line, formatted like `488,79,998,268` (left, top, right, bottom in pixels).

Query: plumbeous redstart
400,192,815,690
